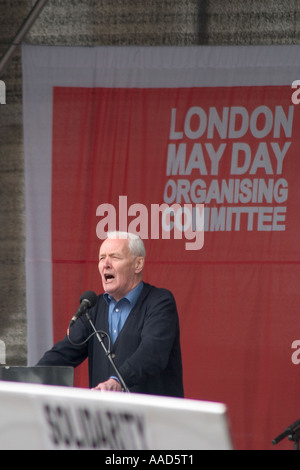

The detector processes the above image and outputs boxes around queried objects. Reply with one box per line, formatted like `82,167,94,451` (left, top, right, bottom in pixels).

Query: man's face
98,237,144,301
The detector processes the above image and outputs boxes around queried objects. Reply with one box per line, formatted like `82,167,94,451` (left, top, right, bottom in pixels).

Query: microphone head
79,290,97,307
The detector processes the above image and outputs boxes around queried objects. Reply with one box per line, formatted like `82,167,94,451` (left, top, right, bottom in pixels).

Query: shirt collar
104,281,143,307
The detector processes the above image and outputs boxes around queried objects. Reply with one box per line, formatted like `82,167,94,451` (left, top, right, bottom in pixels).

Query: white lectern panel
0,381,233,450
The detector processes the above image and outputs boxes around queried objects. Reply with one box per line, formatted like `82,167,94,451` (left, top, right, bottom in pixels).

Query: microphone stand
85,311,130,393
272,419,300,450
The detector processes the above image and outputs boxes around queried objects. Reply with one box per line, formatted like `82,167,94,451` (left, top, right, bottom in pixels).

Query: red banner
23,45,300,450
51,84,300,450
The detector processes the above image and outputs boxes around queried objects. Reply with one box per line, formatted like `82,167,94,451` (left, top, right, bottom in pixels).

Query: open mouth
104,273,115,281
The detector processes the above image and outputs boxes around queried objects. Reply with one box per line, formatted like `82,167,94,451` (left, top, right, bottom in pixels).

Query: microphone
69,290,97,328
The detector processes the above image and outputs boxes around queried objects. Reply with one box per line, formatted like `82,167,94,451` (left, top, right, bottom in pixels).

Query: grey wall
0,0,300,365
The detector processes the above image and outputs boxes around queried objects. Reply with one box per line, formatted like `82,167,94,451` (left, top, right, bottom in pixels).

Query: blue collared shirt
104,281,143,344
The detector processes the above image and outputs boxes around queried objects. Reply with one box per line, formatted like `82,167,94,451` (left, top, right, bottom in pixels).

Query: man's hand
91,378,122,392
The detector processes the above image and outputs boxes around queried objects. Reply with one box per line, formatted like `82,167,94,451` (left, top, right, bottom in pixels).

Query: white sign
0,381,233,450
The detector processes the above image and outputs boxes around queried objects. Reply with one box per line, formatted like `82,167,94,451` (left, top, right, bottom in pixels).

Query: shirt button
115,308,119,312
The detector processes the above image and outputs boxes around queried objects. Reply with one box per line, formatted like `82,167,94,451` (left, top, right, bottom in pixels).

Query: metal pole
0,0,50,78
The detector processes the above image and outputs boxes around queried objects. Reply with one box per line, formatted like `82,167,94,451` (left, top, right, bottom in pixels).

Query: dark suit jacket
37,283,184,397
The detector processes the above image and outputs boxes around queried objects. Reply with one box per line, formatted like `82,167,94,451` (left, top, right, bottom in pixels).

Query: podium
0,366,74,387
0,378,233,450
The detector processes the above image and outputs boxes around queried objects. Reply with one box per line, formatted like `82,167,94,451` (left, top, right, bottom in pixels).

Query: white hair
106,231,146,258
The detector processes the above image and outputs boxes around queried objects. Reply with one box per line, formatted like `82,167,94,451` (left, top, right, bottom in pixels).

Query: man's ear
135,256,145,274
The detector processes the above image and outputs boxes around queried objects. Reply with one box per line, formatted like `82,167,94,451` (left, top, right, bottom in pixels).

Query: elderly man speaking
37,231,184,397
